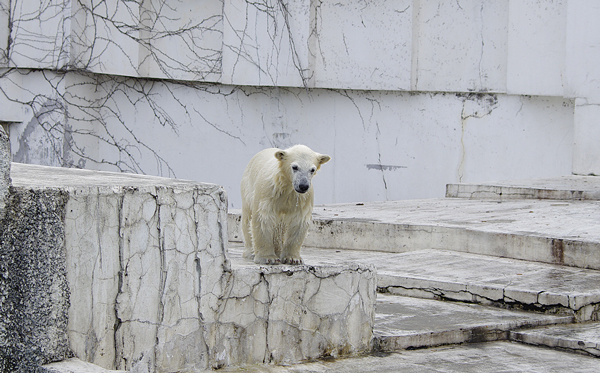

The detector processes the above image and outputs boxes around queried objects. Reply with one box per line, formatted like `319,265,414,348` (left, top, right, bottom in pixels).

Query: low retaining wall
1,163,375,372
210,261,376,368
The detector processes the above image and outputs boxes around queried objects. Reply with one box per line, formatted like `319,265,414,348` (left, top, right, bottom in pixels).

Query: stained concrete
375,293,572,351
0,126,9,217
9,162,211,189
510,322,600,357
43,358,126,373
446,176,600,200
0,188,72,372
200,341,600,372
229,197,600,269
229,244,600,321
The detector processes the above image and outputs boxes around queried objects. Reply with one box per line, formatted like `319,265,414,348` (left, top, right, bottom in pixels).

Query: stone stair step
446,175,600,201
227,245,600,321
374,293,573,352
228,198,600,269
373,249,600,322
510,322,600,357
43,358,127,373
198,341,600,372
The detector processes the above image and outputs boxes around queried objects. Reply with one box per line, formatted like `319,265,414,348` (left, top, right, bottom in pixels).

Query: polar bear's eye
309,167,316,174
292,165,299,172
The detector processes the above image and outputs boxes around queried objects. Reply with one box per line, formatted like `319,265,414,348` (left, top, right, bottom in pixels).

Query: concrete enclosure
1,0,597,207
1,162,376,372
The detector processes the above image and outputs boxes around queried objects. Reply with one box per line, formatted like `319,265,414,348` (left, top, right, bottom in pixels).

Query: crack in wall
113,191,125,370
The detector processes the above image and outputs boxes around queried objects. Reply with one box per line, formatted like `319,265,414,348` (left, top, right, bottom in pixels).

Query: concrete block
62,182,229,372
446,175,600,200
43,358,126,373
0,126,9,217
8,0,71,69
137,0,223,81
565,1,600,101
413,0,508,92
70,1,140,77
221,0,311,87
506,0,567,96
8,163,376,371
309,0,413,90
0,4,7,61
573,99,600,175
375,294,572,352
0,189,71,372
9,164,229,372
210,253,377,367
510,322,600,358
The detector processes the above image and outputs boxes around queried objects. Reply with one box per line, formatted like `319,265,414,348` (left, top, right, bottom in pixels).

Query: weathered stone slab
446,176,600,200
374,294,572,352
9,163,230,372
0,126,9,218
8,163,376,372
244,245,600,322
215,249,377,367
0,188,71,372
510,322,600,358
229,198,600,269
43,358,127,373
203,341,600,373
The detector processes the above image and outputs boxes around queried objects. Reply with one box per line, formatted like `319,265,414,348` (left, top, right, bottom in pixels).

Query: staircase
225,176,600,371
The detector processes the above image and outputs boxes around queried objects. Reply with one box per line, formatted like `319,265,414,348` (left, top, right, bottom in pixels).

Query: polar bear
241,145,331,265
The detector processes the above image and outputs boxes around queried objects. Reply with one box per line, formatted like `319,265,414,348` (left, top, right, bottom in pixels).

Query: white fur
241,145,331,265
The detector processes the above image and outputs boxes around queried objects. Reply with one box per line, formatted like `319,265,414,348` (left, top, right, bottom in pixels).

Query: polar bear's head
275,145,331,194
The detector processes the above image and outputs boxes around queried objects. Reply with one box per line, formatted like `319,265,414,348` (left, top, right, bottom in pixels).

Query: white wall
1,0,598,207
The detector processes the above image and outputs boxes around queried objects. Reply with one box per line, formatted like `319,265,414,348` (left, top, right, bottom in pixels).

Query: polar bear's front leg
281,220,309,265
241,206,254,260
251,215,281,265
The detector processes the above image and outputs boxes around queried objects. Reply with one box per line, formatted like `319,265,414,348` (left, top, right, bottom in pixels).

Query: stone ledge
4,163,376,372
213,250,377,368
43,358,127,373
5,163,230,372
509,322,600,357
230,198,600,270
374,293,573,352
446,176,600,201
0,126,9,218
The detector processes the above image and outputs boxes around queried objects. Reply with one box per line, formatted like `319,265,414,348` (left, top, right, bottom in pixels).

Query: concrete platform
446,175,600,200
510,322,600,357
43,358,127,373
204,341,600,372
229,197,600,269
374,293,572,352
228,244,600,321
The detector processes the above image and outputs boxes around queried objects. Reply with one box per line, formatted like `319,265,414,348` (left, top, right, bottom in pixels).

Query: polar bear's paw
281,257,303,265
254,255,281,265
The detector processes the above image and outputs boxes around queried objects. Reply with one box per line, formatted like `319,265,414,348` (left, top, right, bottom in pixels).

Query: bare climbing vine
0,0,304,176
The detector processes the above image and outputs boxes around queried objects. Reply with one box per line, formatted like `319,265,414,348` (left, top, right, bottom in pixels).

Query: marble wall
0,0,598,207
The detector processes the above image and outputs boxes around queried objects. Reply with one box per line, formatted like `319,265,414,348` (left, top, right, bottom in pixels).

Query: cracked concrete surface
216,249,377,367
374,293,573,351
231,197,600,269
0,126,9,218
510,322,600,357
447,175,600,200
8,163,375,372
229,244,600,322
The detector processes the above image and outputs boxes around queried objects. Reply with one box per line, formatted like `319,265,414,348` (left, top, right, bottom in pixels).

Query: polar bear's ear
274,150,286,161
317,154,331,165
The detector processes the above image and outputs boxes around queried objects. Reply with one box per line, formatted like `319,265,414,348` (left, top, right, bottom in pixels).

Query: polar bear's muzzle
295,182,310,194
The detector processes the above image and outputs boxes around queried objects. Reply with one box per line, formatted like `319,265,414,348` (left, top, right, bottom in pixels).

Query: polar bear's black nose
297,183,310,193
